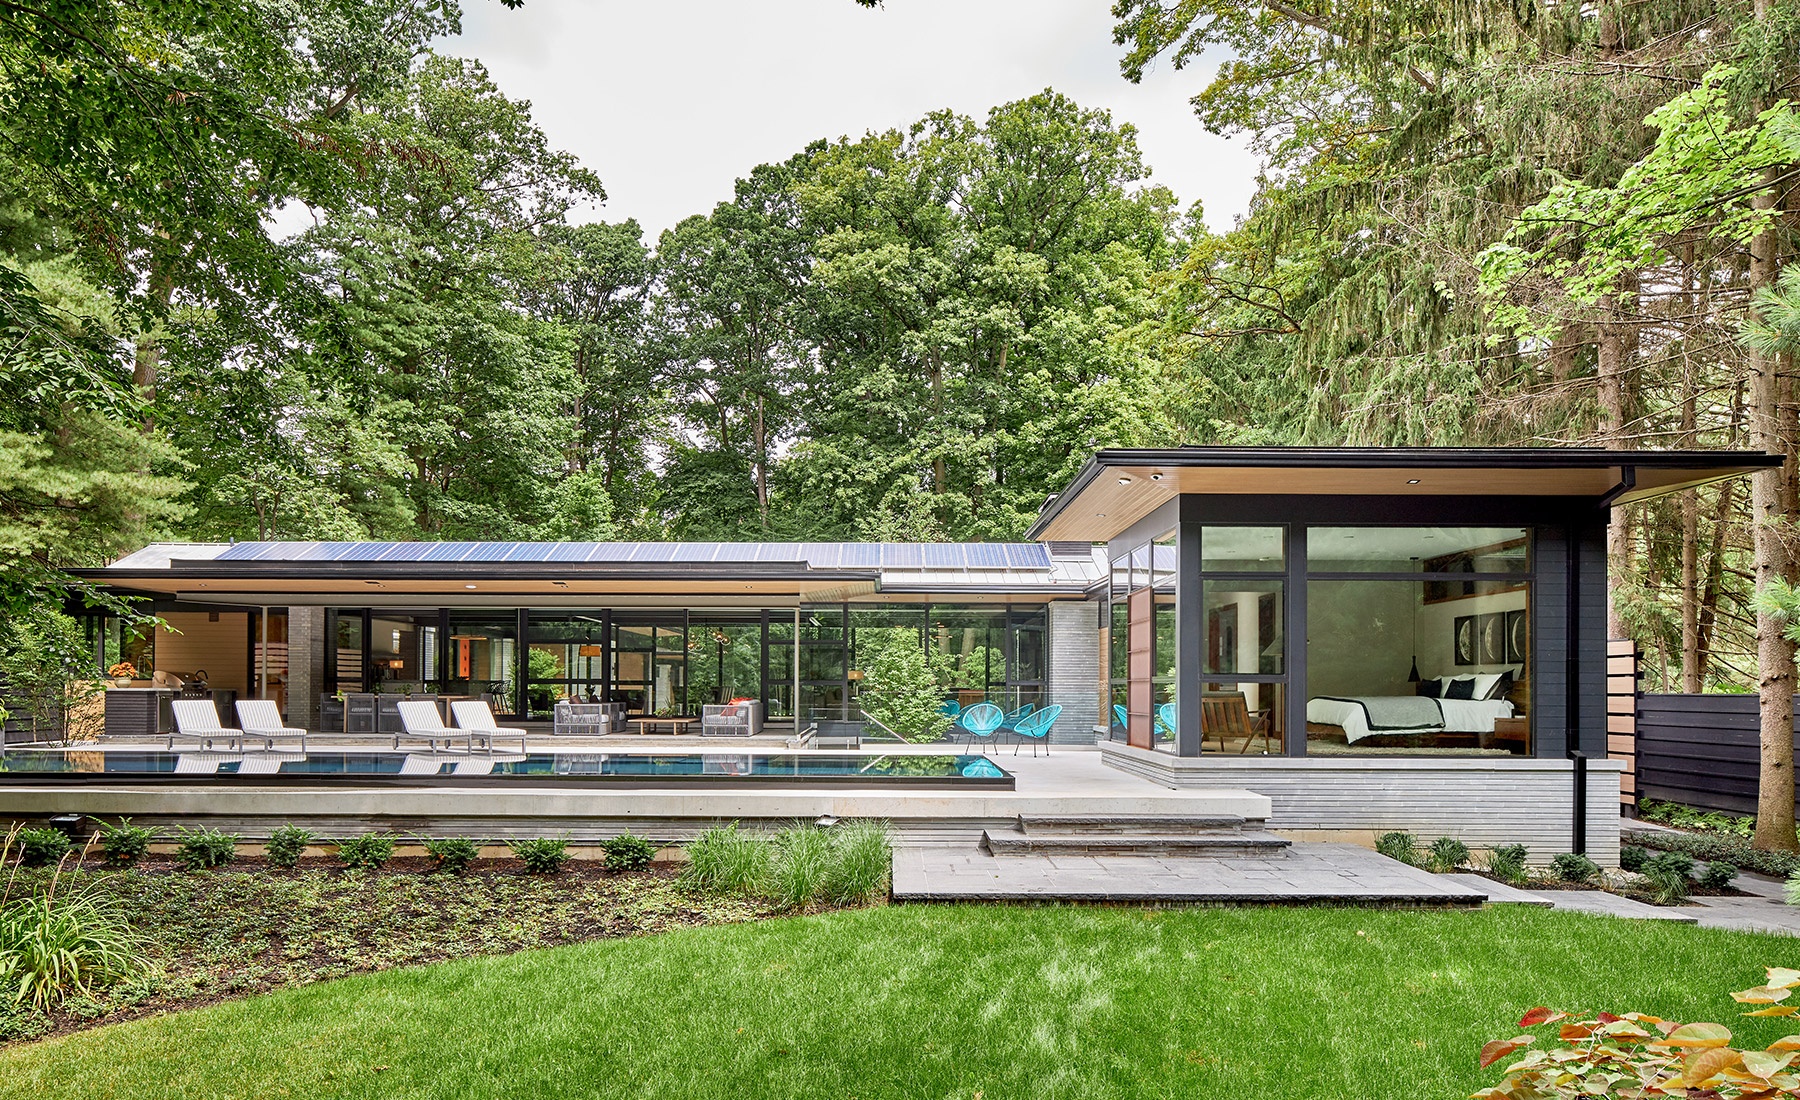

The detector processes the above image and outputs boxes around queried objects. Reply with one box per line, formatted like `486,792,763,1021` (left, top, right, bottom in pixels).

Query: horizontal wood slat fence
1616,636,1768,817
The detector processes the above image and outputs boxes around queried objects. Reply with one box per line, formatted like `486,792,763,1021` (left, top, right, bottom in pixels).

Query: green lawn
2,904,1793,1099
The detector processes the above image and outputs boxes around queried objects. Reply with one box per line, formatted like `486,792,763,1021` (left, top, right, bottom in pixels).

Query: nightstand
1487,717,1529,752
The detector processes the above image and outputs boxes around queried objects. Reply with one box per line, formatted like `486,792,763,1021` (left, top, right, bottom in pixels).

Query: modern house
45,446,1779,858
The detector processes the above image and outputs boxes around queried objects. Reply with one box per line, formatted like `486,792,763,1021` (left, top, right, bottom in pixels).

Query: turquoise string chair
1000,702,1036,731
1012,704,1062,756
1155,701,1178,742
938,699,962,719
957,702,1005,753
1111,703,1129,734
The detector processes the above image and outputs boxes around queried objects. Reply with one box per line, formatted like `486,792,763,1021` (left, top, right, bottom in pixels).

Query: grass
1,905,1793,1099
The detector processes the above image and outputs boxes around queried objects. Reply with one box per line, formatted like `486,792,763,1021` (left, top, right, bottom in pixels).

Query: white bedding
1306,696,1515,744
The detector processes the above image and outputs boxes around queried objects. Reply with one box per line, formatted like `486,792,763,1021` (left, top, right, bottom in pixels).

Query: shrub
1640,857,1692,906
770,825,835,910
1549,852,1599,885
681,824,771,895
1698,860,1738,890
174,827,238,871
14,828,71,868
822,820,892,905
93,818,155,864
510,837,570,874
263,825,316,869
1627,827,1800,879
0,892,144,1010
602,833,657,873
336,832,395,870
1786,871,1800,908
1478,968,1800,1098
1647,850,1695,879
1374,832,1418,866
1484,844,1529,885
424,836,479,874
1637,799,1756,838
1618,844,1650,872
1425,836,1470,874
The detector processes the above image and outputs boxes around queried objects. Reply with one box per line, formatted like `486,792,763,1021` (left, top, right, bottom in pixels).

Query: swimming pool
0,750,1014,789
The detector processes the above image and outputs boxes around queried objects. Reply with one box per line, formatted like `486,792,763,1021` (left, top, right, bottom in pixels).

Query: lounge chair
394,700,473,752
1012,704,1062,756
957,702,1005,753
170,699,238,751
449,700,529,754
234,699,309,753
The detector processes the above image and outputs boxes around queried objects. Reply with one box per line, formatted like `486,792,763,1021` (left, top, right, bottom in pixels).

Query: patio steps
980,813,1292,858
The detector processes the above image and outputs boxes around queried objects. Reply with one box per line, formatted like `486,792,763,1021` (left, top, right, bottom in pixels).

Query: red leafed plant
1474,967,1800,1098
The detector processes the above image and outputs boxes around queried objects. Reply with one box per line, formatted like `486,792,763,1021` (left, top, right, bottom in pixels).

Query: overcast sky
442,0,1261,239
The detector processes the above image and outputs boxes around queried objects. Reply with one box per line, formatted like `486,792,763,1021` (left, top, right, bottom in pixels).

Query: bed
1305,695,1516,744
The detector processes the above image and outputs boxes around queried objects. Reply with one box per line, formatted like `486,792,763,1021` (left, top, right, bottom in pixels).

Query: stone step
981,830,1292,857
1013,813,1253,835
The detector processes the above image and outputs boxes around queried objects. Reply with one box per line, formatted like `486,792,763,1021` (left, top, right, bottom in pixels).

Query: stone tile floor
894,842,1489,905
898,846,1800,934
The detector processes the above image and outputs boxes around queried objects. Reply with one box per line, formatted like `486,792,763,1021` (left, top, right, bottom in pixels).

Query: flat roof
77,541,1106,607
1026,447,1781,542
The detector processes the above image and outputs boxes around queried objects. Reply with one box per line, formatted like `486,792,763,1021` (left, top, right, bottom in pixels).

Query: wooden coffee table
633,716,698,736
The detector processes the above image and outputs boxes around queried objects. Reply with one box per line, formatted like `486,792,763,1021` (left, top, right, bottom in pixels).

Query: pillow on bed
1483,671,1515,701
1443,676,1477,700
1417,678,1442,698
1471,671,1506,699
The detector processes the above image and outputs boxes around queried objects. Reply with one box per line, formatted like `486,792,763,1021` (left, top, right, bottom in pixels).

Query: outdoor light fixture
1118,476,1133,485
1150,472,1163,481
1095,513,1107,518
1406,479,1421,485
464,584,478,589
814,815,839,829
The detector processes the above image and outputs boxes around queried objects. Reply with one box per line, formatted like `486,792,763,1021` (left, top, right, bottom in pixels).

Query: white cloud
444,0,1260,238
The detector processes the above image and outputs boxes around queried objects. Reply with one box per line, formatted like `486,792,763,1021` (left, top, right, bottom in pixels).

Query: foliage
509,838,570,875
0,609,104,740
0,892,144,1012
601,834,657,873
680,824,771,897
1620,846,1652,873
1634,829,1800,881
1550,853,1600,886
1426,837,1471,874
92,820,154,865
820,821,892,905
1640,800,1758,840
173,828,238,872
854,628,956,743
1702,861,1741,891
1476,967,1800,1099
1484,845,1529,886
1642,855,1694,906
768,826,834,911
424,837,479,874
335,833,395,871
11,830,70,869
1376,832,1419,866
263,827,316,870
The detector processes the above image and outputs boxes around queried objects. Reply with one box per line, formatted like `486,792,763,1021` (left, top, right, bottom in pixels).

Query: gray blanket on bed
1315,695,1444,732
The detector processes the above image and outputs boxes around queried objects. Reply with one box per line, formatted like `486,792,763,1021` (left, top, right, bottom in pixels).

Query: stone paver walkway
1447,870,1800,934
893,842,1488,906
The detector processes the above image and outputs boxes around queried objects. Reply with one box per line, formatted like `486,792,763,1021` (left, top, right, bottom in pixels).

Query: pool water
0,750,1014,788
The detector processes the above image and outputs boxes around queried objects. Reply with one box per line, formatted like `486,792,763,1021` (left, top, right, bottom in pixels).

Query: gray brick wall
287,606,326,730
1045,599,1100,744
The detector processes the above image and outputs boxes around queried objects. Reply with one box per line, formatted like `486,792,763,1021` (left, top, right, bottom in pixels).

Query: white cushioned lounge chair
170,699,237,751
233,699,308,753
450,700,528,755
394,700,473,752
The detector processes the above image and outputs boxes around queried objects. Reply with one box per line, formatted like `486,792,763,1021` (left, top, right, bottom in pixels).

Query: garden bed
0,857,809,1045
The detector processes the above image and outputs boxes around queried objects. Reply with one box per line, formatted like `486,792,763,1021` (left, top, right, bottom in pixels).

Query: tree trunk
1680,254,1702,693
754,392,768,531
1599,288,1636,640
1750,169,1798,850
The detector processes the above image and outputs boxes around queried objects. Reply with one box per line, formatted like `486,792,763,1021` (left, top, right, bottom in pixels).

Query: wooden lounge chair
170,699,238,751
233,699,308,753
449,700,529,754
393,700,474,752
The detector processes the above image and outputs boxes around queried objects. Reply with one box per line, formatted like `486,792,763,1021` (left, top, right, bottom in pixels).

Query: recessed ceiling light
464,584,478,590
552,580,568,588
1406,479,1421,485
364,580,382,586
1096,513,1107,518
1118,476,1133,485
1149,473,1163,481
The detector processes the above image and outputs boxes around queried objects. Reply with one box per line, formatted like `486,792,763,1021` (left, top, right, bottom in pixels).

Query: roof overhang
1026,447,1783,542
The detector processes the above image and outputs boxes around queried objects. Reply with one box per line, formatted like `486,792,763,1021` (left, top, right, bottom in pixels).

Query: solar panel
835,544,881,569
1003,544,1053,569
921,544,965,569
503,543,559,562
630,543,677,563
670,543,718,562
965,543,1008,568
881,544,923,569
374,543,435,562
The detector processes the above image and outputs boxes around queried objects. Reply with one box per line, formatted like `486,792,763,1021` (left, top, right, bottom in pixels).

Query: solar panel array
212,541,1055,571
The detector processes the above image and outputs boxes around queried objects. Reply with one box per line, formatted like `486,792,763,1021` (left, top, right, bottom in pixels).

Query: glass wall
612,615,686,718
445,612,517,710
1305,528,1530,756
526,613,609,715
